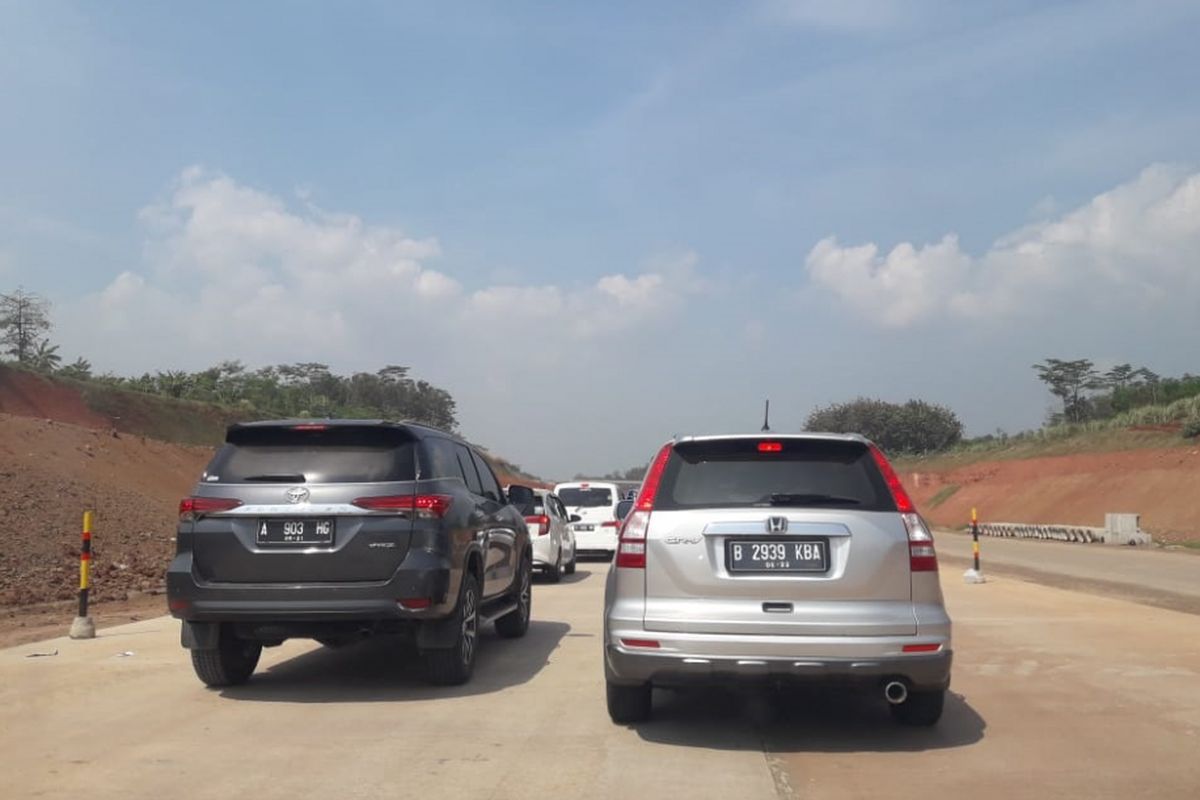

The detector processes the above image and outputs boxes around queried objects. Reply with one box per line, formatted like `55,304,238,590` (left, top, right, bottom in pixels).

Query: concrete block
69,616,96,639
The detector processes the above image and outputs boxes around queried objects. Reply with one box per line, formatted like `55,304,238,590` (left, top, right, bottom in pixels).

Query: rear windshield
558,487,614,508
653,439,895,512
205,426,417,484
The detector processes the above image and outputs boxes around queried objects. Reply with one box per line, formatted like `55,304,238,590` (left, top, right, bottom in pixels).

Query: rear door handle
763,602,793,613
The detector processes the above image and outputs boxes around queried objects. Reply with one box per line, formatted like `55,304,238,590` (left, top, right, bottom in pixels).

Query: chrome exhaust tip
884,680,908,705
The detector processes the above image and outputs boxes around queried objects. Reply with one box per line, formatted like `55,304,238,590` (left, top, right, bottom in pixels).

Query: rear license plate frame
575,524,595,532
725,537,829,574
256,518,336,547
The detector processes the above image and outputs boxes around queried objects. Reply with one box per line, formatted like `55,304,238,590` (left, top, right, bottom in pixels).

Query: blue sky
2,0,1200,477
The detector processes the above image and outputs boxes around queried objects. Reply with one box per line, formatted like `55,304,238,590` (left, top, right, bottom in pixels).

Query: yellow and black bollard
964,507,986,584
69,511,97,639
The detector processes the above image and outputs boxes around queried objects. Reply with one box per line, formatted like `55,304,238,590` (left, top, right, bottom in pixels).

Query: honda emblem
767,516,788,533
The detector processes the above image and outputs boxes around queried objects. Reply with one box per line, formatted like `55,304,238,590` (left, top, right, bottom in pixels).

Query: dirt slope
904,447,1200,543
0,413,213,607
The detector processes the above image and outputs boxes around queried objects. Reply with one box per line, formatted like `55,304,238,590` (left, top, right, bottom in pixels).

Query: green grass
926,484,961,508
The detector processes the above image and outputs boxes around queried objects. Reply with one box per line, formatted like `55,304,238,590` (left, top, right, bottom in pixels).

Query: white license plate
575,524,595,532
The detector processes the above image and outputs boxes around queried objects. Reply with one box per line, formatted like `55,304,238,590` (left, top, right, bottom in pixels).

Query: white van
553,481,622,557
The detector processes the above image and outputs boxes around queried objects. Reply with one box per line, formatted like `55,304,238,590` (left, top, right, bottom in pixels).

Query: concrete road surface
937,530,1200,613
3,563,1199,800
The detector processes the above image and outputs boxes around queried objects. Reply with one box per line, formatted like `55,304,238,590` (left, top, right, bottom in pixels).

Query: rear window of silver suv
652,438,896,512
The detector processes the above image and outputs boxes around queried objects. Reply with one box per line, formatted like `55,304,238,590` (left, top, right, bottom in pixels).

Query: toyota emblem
285,486,310,504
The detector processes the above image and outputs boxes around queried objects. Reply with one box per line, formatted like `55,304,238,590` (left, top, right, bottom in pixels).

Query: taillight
352,495,452,518
616,510,649,568
903,512,938,572
525,515,550,536
869,444,916,513
179,496,242,521
617,442,673,569
600,521,619,528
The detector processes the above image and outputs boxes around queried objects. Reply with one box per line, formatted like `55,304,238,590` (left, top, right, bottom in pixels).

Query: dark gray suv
167,420,534,688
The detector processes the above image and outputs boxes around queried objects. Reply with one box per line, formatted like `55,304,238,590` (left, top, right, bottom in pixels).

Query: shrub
1182,417,1200,439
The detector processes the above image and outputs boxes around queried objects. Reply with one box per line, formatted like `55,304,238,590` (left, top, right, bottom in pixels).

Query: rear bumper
573,528,618,555
531,534,557,568
604,631,952,690
166,550,456,623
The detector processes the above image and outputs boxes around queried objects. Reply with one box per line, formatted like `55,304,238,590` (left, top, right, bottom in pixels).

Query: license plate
257,518,335,546
726,538,828,573
575,524,595,532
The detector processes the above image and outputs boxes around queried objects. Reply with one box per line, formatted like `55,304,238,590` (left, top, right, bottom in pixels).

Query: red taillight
620,638,660,649
902,643,942,653
178,496,242,521
353,494,452,518
617,442,673,569
398,597,432,610
525,515,550,536
601,520,619,528
168,598,191,613
902,512,939,572
869,444,915,513
634,443,673,513
757,441,783,453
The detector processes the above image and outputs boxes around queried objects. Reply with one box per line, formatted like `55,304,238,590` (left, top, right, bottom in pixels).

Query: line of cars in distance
166,419,952,727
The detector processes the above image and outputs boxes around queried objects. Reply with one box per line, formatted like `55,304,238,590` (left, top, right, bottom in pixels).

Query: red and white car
522,489,577,582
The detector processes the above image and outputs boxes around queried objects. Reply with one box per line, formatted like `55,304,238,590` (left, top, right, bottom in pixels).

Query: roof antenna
761,399,771,432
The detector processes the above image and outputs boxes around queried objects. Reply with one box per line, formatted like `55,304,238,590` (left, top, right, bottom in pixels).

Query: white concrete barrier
977,516,1152,546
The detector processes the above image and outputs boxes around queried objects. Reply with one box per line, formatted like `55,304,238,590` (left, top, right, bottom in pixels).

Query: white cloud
60,167,701,378
806,164,1200,327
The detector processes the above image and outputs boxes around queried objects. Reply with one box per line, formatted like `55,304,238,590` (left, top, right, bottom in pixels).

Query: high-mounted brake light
179,496,242,521
617,443,674,569
353,495,452,518
524,515,550,536
757,441,783,453
869,444,916,514
291,424,328,431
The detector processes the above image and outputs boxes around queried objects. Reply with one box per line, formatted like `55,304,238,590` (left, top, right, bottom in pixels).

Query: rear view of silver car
603,434,951,725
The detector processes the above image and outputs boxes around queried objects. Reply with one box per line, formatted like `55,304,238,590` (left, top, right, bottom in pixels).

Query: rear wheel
190,625,262,688
564,544,577,575
495,553,532,639
890,689,945,726
606,681,652,723
423,573,480,686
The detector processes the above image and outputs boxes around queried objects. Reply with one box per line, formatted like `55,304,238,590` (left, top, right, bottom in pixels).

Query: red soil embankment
905,447,1200,543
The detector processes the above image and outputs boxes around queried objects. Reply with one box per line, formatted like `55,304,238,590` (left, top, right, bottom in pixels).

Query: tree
804,397,963,454
1104,363,1136,391
0,287,52,364
1032,359,1102,424
57,357,93,381
28,341,62,373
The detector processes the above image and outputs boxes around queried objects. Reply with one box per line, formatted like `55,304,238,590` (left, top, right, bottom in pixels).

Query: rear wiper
242,473,307,483
762,493,862,506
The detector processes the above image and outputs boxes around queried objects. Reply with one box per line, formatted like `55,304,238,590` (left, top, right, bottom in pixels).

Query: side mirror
569,514,582,523
507,484,535,512
615,499,634,521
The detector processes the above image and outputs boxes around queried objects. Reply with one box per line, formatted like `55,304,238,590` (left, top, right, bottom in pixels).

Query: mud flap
415,615,459,651
181,621,220,650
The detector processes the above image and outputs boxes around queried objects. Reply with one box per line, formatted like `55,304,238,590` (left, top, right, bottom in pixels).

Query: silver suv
603,433,951,725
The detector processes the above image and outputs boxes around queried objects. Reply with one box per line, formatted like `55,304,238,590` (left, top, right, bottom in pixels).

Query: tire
545,546,563,583
564,545,577,575
423,572,481,686
495,553,532,639
190,625,262,688
606,680,652,723
890,689,945,726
